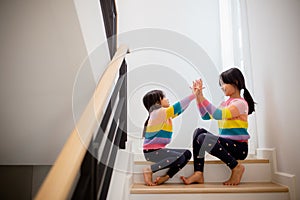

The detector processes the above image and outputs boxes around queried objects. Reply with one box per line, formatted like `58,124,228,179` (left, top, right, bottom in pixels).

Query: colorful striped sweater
143,94,195,150
198,98,250,141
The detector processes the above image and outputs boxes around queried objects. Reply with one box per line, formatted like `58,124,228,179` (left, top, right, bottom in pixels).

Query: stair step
130,182,289,200
131,182,288,194
133,158,272,183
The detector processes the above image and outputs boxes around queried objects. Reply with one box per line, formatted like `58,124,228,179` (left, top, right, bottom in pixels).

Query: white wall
0,0,108,164
73,0,110,83
72,0,111,133
117,0,222,69
246,0,300,198
117,0,223,154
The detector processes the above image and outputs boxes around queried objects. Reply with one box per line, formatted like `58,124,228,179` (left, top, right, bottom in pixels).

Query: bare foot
223,163,245,185
180,171,204,185
155,174,170,185
143,167,156,186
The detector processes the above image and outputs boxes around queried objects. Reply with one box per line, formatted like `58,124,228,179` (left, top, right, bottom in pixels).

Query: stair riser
133,163,271,183
130,193,289,200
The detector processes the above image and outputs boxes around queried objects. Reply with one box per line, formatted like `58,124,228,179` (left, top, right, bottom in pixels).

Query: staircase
129,153,290,200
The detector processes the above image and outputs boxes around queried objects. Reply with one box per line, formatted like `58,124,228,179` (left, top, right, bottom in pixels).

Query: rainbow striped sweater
198,98,250,141
143,94,195,150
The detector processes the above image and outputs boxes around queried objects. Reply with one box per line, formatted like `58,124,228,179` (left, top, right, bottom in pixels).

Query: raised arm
164,94,195,119
193,79,248,120
198,99,248,120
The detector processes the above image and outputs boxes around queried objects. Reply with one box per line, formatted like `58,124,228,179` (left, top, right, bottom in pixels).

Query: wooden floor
131,182,288,194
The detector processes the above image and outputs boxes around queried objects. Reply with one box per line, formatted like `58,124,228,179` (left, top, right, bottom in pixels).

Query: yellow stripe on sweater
221,108,232,119
146,123,172,132
218,119,248,129
166,106,175,119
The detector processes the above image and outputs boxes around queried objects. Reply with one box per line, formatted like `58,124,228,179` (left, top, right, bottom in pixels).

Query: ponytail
220,67,256,115
243,88,255,115
142,89,164,138
142,116,150,137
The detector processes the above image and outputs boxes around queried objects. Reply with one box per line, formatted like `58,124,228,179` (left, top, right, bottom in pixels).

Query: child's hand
192,79,204,96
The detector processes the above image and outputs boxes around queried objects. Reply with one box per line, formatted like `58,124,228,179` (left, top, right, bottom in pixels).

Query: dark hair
143,89,164,111
142,90,165,137
219,67,255,114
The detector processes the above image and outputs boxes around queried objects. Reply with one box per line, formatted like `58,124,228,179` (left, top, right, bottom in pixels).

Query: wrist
196,94,205,103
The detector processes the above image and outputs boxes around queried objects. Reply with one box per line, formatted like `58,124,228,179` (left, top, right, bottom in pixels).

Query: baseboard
256,148,296,200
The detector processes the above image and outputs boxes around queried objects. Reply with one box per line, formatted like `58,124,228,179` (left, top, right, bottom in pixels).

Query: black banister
71,58,127,200
119,60,128,149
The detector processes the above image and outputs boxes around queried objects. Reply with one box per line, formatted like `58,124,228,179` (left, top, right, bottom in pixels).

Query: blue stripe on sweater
212,109,222,119
173,102,182,115
202,113,211,120
219,128,248,136
144,130,172,139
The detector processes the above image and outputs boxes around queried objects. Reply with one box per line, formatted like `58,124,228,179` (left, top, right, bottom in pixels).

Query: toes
223,180,239,185
180,176,189,185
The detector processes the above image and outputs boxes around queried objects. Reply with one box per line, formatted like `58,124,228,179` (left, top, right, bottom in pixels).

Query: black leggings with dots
143,148,191,178
193,128,248,172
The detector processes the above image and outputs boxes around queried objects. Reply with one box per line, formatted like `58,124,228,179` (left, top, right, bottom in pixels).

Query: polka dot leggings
193,128,248,172
143,148,191,178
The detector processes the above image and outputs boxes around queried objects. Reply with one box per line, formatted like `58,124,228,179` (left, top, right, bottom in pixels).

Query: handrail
35,45,129,200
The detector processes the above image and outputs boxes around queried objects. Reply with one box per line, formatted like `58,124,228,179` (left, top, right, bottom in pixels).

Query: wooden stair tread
134,158,269,165
131,182,288,194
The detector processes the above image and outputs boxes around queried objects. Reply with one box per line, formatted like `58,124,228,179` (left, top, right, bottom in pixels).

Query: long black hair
142,90,165,137
219,67,255,114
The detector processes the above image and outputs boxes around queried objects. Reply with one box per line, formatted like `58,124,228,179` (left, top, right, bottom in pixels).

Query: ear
235,80,241,89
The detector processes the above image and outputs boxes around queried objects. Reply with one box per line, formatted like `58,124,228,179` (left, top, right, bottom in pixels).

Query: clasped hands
192,79,205,96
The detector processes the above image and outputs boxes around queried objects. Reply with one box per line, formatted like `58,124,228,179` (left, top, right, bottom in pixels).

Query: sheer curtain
219,0,258,154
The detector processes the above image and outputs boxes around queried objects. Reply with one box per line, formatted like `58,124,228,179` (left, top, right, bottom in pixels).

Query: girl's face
160,96,170,107
220,81,239,97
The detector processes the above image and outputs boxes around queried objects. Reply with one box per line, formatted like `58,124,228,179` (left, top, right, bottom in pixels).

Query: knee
193,128,207,139
177,150,191,165
184,150,192,160
196,134,206,146
193,128,207,144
